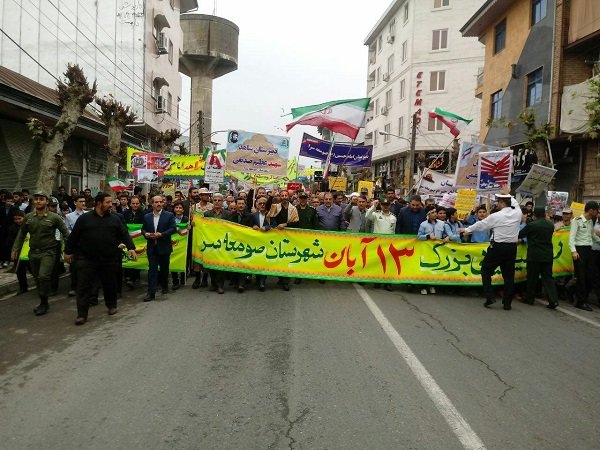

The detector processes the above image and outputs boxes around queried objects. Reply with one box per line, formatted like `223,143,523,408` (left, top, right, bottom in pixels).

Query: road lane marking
535,300,600,328
353,283,486,450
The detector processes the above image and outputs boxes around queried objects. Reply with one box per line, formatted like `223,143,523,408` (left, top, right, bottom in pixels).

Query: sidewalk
0,266,33,298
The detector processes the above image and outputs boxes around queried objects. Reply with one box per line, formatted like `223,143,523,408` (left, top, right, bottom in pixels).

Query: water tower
179,14,239,153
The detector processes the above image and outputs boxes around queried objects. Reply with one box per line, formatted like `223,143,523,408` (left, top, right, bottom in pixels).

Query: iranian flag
286,98,370,140
428,107,473,138
107,177,127,192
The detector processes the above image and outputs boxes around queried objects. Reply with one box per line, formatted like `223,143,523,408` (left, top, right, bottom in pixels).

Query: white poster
477,150,513,192
516,164,557,196
418,169,455,196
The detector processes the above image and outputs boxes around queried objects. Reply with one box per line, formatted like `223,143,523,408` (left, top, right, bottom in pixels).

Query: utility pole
197,110,204,154
408,112,418,194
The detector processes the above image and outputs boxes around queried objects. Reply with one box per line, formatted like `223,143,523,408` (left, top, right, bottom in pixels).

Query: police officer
460,192,522,310
11,191,69,316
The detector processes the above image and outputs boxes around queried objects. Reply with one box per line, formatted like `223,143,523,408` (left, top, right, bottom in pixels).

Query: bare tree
157,128,182,153
28,64,97,192
95,95,137,178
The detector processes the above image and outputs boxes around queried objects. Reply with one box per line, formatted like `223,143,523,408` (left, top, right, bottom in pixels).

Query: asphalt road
1,277,599,449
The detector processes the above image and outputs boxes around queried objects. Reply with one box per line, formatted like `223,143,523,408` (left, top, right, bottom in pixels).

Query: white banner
418,169,455,196
203,149,227,184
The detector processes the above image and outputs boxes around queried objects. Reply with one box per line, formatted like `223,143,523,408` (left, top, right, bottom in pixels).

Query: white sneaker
429,287,436,294
420,288,428,295
2,262,8,268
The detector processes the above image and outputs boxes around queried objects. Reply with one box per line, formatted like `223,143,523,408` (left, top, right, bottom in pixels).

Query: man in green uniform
518,206,560,309
11,191,69,316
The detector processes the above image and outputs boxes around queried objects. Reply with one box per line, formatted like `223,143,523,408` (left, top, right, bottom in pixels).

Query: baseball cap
298,192,308,198
33,191,48,199
48,196,58,206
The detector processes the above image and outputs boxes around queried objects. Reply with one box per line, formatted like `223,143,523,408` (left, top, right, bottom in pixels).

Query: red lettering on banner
388,244,415,275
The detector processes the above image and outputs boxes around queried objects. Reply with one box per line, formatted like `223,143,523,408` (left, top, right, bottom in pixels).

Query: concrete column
190,73,214,154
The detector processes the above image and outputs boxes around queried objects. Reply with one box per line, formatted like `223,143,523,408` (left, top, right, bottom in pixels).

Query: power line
0,26,147,143
43,0,189,118
14,0,188,128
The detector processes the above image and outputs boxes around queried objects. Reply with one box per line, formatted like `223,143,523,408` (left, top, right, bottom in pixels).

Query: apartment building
462,0,600,201
364,0,485,192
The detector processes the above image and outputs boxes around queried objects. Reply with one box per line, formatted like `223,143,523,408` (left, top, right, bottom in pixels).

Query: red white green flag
286,98,370,140
107,177,127,192
428,107,473,138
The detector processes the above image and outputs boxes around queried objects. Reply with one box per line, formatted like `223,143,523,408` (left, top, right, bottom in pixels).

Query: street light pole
409,112,418,194
379,118,416,195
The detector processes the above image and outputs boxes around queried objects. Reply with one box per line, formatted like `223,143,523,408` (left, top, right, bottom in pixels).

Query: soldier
11,191,69,316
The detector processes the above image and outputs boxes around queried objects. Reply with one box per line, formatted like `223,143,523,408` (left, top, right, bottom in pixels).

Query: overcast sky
180,0,392,167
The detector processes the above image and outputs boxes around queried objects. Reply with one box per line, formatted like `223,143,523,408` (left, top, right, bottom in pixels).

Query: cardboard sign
358,181,374,198
455,189,478,219
329,177,347,191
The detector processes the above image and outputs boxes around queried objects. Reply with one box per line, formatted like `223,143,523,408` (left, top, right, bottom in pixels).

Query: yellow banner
192,215,574,285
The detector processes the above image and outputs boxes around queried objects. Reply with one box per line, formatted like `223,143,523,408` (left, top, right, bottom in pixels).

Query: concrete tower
179,14,239,153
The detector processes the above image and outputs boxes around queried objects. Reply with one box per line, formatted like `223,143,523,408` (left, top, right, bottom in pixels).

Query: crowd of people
0,182,593,326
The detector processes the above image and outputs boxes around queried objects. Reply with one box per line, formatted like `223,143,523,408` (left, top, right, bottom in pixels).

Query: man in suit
142,195,176,301
249,197,276,291
518,206,560,309
344,194,368,233
226,197,253,292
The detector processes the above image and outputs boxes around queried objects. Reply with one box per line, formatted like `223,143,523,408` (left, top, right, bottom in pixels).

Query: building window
399,79,406,101
432,29,448,50
402,40,408,62
385,89,392,108
376,67,381,85
532,0,547,25
434,0,450,8
494,19,506,54
389,18,396,37
526,67,543,106
374,129,379,146
490,90,503,120
177,96,181,119
168,39,174,64
375,99,380,117
387,54,394,74
404,3,409,22
384,124,391,142
399,116,405,136
430,71,446,91
428,117,444,131
167,92,173,115
378,35,383,53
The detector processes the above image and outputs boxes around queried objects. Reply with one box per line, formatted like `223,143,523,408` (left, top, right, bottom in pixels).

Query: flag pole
323,130,336,186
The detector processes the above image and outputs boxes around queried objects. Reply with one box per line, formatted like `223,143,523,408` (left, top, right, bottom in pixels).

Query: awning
153,74,170,89
154,10,171,31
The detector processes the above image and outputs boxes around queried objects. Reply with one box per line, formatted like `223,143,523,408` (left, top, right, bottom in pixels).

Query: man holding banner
65,193,136,325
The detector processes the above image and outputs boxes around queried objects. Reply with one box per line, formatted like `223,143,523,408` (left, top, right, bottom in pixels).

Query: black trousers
525,260,559,304
209,269,225,288
574,246,594,305
148,252,170,295
76,256,119,318
481,242,517,304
